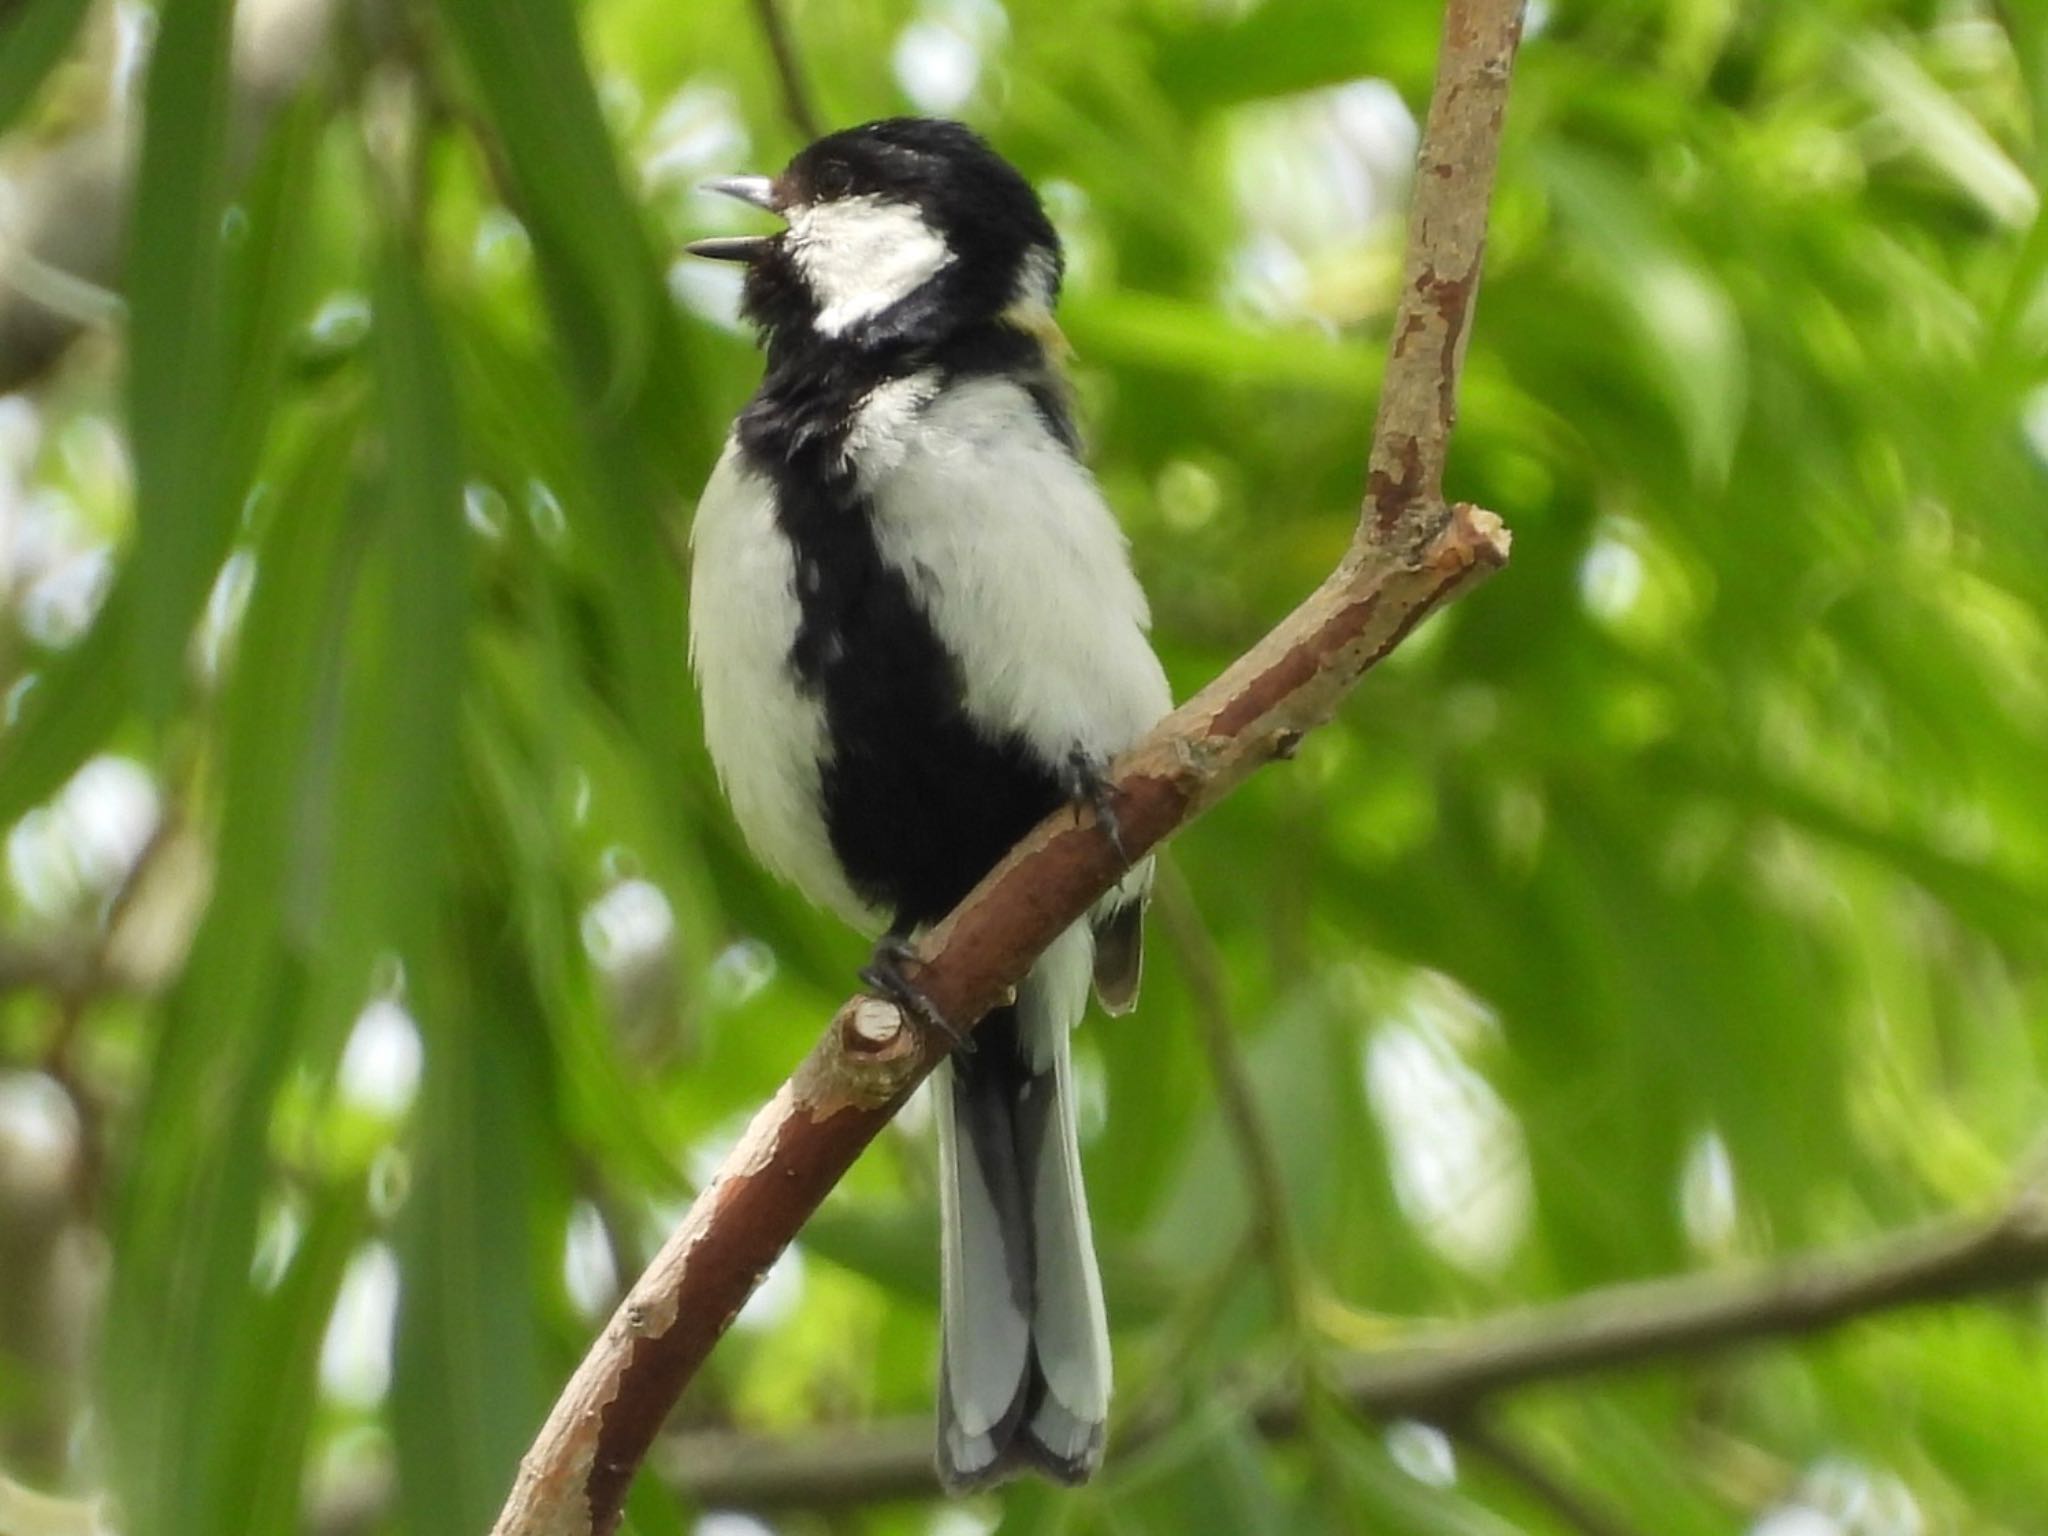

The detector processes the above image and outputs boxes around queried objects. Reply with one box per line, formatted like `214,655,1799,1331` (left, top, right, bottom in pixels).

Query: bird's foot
860,935,973,1054
1064,748,1130,868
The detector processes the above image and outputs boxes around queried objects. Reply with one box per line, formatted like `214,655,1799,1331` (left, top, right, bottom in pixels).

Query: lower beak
687,174,781,262
686,235,773,262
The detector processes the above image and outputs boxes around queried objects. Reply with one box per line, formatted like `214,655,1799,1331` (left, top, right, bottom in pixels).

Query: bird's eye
814,161,853,198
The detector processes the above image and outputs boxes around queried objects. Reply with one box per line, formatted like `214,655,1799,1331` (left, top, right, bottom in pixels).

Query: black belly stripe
737,324,1076,930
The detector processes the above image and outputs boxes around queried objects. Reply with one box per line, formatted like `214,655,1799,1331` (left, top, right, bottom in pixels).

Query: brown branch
0,938,101,1001
1109,1225,1261,1439
1361,0,1521,550
1153,870,1357,1512
748,0,824,140
488,3,1523,1532
1154,867,1306,1316
656,1187,2048,1510
1449,1418,1649,1536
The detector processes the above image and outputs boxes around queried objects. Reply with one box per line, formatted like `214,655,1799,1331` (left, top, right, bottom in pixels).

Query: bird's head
690,118,1064,358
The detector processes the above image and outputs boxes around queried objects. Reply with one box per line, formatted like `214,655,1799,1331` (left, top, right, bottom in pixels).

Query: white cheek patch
787,195,954,336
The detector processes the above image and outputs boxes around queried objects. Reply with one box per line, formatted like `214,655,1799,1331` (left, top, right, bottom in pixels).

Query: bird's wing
861,373,1173,778
861,372,1170,1006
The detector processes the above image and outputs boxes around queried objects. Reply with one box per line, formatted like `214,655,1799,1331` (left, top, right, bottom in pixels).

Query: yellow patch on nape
1001,300,1074,364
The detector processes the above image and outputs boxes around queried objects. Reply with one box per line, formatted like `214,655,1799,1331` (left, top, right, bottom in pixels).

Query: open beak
687,175,781,262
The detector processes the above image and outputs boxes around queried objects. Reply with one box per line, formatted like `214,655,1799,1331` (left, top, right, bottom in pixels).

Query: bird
685,117,1172,1490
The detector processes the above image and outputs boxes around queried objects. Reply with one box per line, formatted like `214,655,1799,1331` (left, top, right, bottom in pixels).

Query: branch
1153,868,1306,1314
1449,1418,1649,1536
489,4,1524,1531
1153,871,1360,1507
1361,0,1520,550
657,1187,2048,1509
747,0,823,140
0,938,100,1001
1310,1190,2048,1421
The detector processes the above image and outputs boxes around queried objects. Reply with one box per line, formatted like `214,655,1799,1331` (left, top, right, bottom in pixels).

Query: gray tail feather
935,927,1110,1491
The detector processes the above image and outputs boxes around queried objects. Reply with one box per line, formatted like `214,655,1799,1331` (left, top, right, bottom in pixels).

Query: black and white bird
685,117,1171,1490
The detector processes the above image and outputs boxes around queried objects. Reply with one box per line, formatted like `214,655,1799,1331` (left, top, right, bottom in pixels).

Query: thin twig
748,0,823,140
1361,0,1523,552
0,940,101,1001
1448,1418,1649,1536
656,1187,2048,1509
1109,1226,1262,1441
1154,868,1354,1515
1154,867,1306,1318
488,4,1522,1531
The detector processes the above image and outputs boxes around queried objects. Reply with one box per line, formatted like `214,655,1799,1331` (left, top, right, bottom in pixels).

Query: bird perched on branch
686,117,1171,1490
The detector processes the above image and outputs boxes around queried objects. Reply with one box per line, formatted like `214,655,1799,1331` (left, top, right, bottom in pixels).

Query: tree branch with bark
655,1179,2048,1510
489,2,1525,1531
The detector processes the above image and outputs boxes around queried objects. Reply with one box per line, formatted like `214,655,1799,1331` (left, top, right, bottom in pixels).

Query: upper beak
687,175,781,262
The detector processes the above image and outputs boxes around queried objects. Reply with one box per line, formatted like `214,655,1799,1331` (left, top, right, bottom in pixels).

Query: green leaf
434,0,655,401
0,586,132,825
1064,289,1379,400
231,1184,372,1536
434,0,716,870
0,88,325,822
312,248,470,1009
123,0,239,711
1538,146,1747,487
104,959,313,1536
1150,0,1443,107
391,891,553,1534
101,412,362,1536
1849,34,2040,229
218,94,330,515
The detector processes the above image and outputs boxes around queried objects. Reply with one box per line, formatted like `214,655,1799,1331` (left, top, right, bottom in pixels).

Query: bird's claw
1064,748,1131,868
860,936,973,1054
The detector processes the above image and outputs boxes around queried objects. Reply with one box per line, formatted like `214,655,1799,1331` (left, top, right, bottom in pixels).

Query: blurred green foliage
0,1,2044,1534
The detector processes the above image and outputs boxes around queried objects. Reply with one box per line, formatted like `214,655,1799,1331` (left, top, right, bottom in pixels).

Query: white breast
858,376,1174,774
687,441,879,931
